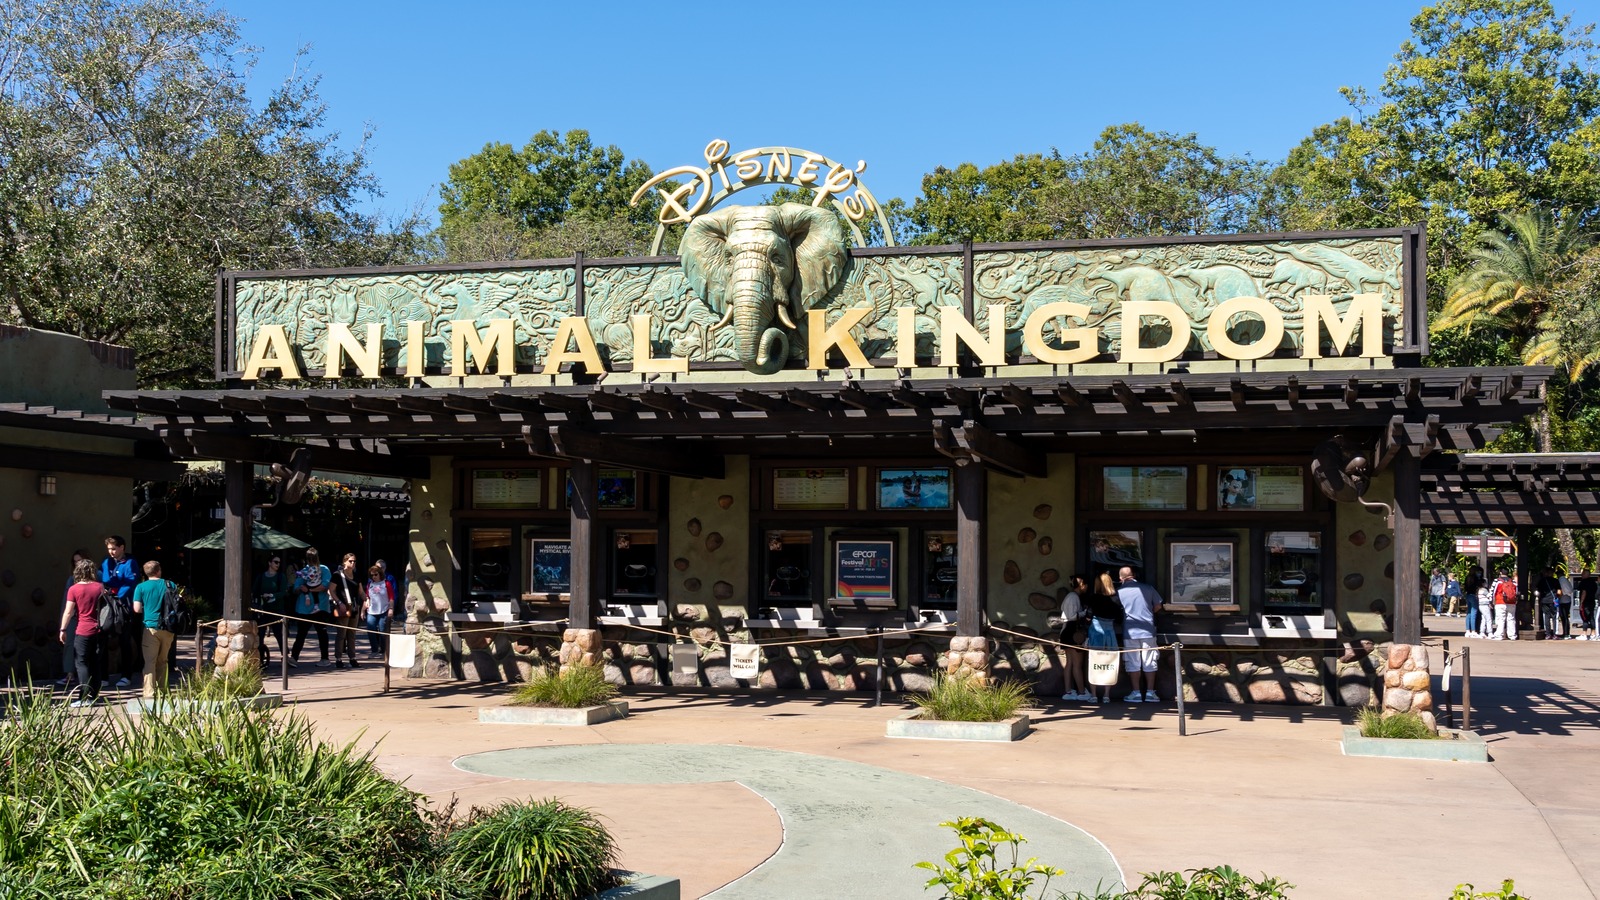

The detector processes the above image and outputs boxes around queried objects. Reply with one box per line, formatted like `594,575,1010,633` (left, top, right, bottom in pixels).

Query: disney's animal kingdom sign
225,144,1423,381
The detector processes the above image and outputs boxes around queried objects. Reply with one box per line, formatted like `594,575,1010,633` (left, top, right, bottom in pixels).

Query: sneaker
114,677,131,689
334,661,346,669
287,658,299,669
69,699,93,708
53,676,70,687
1060,692,1077,701
316,659,334,668
1123,693,1143,703
1099,696,1109,705
347,659,359,668
1143,691,1159,703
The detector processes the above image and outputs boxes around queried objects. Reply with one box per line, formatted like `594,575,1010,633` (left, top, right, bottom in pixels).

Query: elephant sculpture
680,203,849,374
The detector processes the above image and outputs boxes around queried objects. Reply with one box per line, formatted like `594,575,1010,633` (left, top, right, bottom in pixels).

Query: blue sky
228,0,1600,223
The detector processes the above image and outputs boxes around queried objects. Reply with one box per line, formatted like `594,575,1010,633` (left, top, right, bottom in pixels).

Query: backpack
96,587,128,634
158,581,194,634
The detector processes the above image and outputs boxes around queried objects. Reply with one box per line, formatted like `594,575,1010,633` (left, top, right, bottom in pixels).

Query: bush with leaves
1357,706,1439,740
511,662,620,709
1120,866,1293,900
913,672,1034,723
916,817,1065,900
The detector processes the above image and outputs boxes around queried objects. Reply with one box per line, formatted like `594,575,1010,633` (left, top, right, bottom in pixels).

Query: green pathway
456,743,1124,899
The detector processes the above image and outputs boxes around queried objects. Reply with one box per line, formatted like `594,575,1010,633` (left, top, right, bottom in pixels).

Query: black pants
117,624,143,680
255,612,284,660
61,631,77,684
73,633,104,700
291,612,330,661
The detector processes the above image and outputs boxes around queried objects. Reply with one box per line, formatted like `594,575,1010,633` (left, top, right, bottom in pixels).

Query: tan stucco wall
667,456,750,619
406,457,454,621
0,325,134,412
985,454,1076,633
1334,470,1397,639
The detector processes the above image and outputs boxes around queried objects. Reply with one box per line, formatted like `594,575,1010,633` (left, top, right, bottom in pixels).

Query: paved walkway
231,615,1599,899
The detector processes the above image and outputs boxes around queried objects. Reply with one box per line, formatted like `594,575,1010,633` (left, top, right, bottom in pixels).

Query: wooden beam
1458,374,1482,401
1421,491,1600,527
948,420,1047,479
736,389,794,413
1373,415,1407,473
892,386,935,410
1230,378,1246,410
784,388,839,412
1500,374,1524,400
1056,383,1086,408
568,459,595,629
1111,380,1140,411
1285,376,1299,408
1343,377,1360,407
521,424,555,457
171,429,429,479
684,390,736,413
547,425,725,479
1419,414,1441,458
223,460,252,622
955,461,986,637
587,390,638,415
637,389,685,415
946,386,979,412
839,385,889,411
1000,383,1036,414
1393,452,1421,644
1404,377,1421,404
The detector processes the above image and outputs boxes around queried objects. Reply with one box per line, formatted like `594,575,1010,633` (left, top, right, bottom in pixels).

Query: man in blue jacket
100,535,141,688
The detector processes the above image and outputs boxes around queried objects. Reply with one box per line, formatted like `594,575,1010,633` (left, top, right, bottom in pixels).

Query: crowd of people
54,535,184,706
55,538,396,706
1427,565,1599,641
1055,566,1165,704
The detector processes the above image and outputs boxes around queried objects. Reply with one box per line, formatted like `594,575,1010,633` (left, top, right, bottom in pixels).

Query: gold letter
325,322,382,378
630,314,688,373
241,324,302,381
895,306,918,367
732,148,763,182
807,308,872,370
1206,296,1284,361
766,149,792,181
939,304,1007,368
450,318,515,376
1022,300,1098,364
403,320,426,377
541,316,605,374
1302,293,1384,358
1118,301,1192,363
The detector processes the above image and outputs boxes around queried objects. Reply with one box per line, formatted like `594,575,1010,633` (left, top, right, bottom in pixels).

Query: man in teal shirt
131,560,174,699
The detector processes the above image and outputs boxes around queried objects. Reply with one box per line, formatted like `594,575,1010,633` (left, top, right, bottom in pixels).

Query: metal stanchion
1440,639,1452,728
874,627,884,708
1173,643,1186,737
280,615,289,693
1460,646,1472,732
382,617,392,694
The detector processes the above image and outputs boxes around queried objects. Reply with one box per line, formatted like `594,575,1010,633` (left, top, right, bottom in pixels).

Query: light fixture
37,474,56,496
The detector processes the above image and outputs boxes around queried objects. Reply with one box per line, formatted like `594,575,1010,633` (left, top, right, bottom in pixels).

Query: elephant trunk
731,248,789,375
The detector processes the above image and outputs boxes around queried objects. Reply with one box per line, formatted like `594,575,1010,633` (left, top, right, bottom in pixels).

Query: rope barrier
611,619,949,649
988,624,1177,655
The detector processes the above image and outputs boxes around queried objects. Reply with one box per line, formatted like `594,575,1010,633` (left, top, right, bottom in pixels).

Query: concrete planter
479,700,629,726
125,694,285,715
1341,726,1488,762
587,871,680,899
886,711,1031,742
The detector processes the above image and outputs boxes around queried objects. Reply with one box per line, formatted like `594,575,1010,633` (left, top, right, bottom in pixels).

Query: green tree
905,124,1272,244
0,0,420,388
436,129,659,261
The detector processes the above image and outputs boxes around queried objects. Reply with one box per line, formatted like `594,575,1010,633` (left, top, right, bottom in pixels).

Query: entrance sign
835,540,895,601
529,540,572,597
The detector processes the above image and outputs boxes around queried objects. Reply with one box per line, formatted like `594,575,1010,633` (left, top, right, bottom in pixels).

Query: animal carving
679,203,849,374
1312,439,1371,503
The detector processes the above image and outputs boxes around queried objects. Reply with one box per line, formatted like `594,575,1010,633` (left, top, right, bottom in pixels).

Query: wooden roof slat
784,388,838,413
839,385,889,411
736,389,794,413
1000,383,1036,414
586,390,638,415
683,390,736,413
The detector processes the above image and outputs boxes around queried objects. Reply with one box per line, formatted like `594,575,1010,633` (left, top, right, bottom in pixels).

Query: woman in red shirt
57,559,105,707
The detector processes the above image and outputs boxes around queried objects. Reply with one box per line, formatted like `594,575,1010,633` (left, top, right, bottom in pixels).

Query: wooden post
1516,526,1533,638
1392,452,1422,645
955,461,985,637
568,459,595,630
223,460,252,622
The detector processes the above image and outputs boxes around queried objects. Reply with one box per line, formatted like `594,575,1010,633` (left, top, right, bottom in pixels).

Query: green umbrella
184,520,310,551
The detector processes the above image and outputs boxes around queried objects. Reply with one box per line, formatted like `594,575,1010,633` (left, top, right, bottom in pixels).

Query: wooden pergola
106,364,1552,646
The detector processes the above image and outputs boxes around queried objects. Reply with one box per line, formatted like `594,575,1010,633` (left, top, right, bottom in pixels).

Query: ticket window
611,529,659,599
763,530,814,606
465,527,513,608
921,530,959,611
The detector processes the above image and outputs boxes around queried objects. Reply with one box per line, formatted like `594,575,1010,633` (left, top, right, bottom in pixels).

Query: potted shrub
1341,706,1488,762
480,662,627,726
887,671,1033,741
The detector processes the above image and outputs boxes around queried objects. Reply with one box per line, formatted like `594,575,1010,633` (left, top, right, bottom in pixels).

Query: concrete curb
1341,725,1488,762
589,871,679,899
124,694,285,715
885,711,1031,741
479,699,629,726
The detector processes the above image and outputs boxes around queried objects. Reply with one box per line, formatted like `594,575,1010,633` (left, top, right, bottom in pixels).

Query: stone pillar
213,619,259,672
1381,642,1435,732
941,635,991,685
560,627,601,672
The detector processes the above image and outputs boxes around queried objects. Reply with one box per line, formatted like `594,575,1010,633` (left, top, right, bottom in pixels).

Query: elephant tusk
711,306,734,331
775,305,798,330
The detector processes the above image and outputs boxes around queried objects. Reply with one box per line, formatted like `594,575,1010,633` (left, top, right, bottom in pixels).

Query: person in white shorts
1115,566,1164,703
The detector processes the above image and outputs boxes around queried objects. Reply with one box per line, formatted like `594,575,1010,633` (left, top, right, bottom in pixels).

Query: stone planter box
479,700,628,726
125,694,285,715
588,871,679,899
885,711,1030,742
1341,726,1488,762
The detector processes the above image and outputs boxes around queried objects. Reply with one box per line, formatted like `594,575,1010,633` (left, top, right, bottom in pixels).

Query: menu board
1217,465,1304,511
1103,466,1188,510
473,469,543,509
528,539,571,596
773,467,851,510
835,539,894,600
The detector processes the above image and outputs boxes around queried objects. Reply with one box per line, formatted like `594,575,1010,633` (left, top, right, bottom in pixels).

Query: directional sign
1455,536,1513,557
1455,537,1482,553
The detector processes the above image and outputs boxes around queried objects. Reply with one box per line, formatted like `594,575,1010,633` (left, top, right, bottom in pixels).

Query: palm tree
1437,210,1592,569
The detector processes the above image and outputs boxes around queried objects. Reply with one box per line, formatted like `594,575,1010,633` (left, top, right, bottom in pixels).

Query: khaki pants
141,627,175,698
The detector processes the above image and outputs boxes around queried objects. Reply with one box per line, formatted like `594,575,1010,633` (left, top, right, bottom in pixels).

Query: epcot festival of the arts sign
230,141,1408,381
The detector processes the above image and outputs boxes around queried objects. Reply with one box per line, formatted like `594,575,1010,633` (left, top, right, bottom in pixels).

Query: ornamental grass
0,691,619,900
181,658,265,700
1357,705,1439,740
911,671,1034,722
510,662,620,709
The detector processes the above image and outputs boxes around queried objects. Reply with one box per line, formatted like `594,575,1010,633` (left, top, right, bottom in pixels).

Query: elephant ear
680,207,739,315
775,203,848,309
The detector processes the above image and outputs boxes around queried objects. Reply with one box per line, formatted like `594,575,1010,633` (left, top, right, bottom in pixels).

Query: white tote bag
1087,649,1121,686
